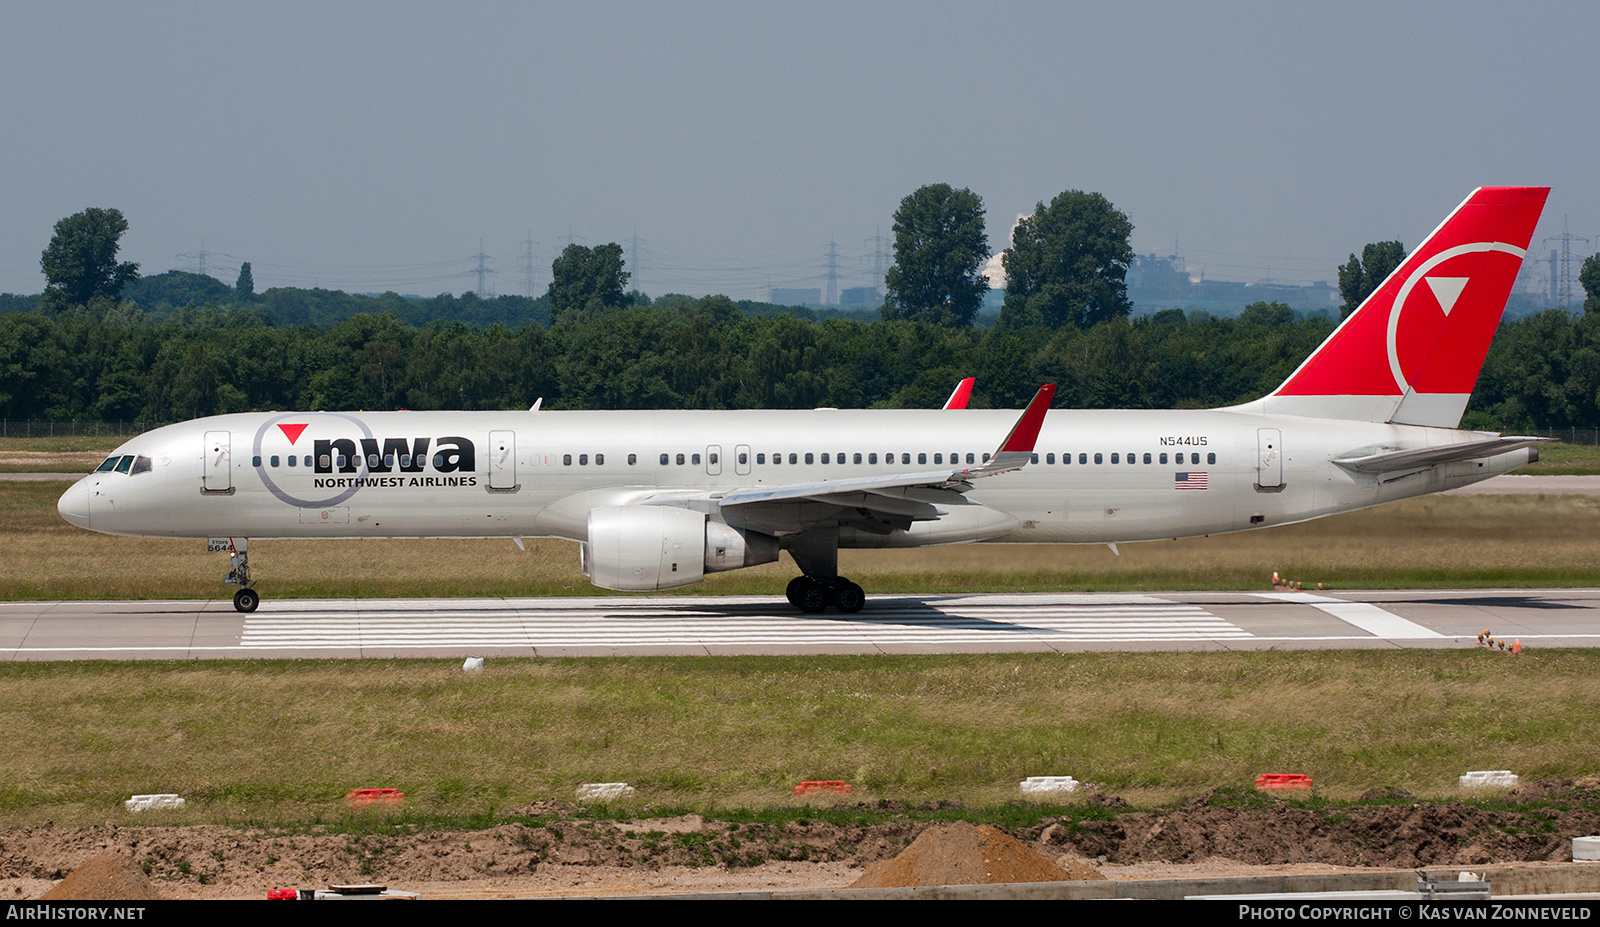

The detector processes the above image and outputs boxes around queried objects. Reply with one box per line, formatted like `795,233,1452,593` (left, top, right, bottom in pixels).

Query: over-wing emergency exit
59,187,1550,614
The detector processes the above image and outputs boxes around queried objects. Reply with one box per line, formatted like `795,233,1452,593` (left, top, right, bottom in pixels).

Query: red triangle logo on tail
277,423,309,445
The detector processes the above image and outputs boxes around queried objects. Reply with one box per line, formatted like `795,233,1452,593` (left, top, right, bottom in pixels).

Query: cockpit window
113,456,133,473
130,456,152,474
96,456,121,472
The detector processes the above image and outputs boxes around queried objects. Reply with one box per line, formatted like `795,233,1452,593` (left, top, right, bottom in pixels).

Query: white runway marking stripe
1252,591,1446,639
240,597,1251,648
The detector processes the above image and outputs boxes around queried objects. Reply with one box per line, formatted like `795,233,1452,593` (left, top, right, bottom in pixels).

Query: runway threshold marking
238,596,1254,648
1252,592,1446,639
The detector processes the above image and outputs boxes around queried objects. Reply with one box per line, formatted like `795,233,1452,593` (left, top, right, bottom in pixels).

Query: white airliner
59,187,1550,615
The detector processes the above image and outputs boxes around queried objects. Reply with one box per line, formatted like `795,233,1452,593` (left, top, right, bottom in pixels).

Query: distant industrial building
839,286,881,307
769,287,822,307
1125,253,1338,318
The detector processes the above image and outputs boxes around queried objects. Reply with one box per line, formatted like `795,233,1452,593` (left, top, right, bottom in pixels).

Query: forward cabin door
488,430,517,491
1256,428,1283,491
202,430,232,493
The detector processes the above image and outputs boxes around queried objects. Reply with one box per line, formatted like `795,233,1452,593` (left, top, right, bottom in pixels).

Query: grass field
1,650,1595,827
6,442,1600,831
5,479,1600,599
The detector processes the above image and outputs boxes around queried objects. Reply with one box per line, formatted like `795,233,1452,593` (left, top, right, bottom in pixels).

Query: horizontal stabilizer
1332,436,1547,474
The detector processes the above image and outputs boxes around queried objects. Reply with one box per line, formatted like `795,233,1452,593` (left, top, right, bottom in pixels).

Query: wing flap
1333,436,1547,474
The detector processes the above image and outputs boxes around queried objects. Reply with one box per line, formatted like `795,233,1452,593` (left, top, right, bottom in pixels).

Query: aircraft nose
58,479,91,529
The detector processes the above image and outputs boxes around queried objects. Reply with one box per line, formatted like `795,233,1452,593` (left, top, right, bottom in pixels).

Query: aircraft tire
233,588,260,613
833,581,865,614
795,580,830,614
785,575,809,607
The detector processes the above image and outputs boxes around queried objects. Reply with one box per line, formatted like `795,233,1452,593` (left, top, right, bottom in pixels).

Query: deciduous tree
1337,241,1405,318
548,243,630,323
882,184,989,326
40,208,140,307
999,191,1133,329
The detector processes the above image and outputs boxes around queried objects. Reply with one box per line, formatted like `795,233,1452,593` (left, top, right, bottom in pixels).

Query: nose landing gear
218,538,259,613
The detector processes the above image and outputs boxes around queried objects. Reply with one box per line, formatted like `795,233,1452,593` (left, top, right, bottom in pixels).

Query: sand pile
40,851,162,901
851,822,1102,888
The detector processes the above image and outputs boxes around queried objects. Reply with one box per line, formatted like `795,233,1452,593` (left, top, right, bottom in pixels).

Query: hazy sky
4,1,1596,301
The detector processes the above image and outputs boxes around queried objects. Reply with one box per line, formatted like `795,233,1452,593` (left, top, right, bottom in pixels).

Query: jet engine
582,505,779,591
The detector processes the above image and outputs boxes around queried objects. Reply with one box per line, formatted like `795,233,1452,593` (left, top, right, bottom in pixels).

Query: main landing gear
785,575,866,614
782,527,864,614
224,540,259,613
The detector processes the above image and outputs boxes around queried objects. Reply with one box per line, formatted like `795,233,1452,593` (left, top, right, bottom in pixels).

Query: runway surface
3,589,1597,660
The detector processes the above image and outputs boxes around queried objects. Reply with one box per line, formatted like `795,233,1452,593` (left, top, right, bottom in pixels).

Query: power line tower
630,229,641,296
175,239,213,277
865,226,889,291
1544,215,1590,308
519,232,540,298
472,239,496,297
824,236,840,305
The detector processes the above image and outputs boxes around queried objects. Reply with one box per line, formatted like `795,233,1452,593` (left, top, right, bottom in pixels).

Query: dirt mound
40,851,161,901
851,822,1088,888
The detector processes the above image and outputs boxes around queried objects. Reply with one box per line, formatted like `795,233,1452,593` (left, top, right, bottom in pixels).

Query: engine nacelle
583,506,779,591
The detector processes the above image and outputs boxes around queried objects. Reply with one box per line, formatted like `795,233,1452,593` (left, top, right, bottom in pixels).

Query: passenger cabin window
692,453,701,465
1094,453,1103,464
1030,453,1039,464
659,453,669,465
270,455,280,467
804,452,813,464
596,453,605,465
965,453,975,464
757,453,766,464
579,454,588,465
854,453,863,464
676,453,686,465
868,453,878,464
629,453,637,465
1207,452,1216,464
1046,453,1055,464
1111,453,1120,464
1079,453,1087,464
1144,453,1152,464
563,454,572,466
1160,452,1169,464
738,452,747,465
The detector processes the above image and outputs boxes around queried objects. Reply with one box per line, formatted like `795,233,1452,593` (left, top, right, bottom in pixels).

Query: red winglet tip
1001,384,1057,453
943,377,975,410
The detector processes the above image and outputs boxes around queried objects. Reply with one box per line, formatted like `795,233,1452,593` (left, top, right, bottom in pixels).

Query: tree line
4,298,1600,430
6,203,1600,430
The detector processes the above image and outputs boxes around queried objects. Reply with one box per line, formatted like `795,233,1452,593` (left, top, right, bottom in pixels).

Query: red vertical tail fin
1256,187,1548,427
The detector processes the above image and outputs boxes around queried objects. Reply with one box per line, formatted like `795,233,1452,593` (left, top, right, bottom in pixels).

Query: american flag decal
1175,471,1208,490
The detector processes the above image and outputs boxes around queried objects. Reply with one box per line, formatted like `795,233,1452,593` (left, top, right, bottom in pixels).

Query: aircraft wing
717,384,1056,536
1332,436,1548,474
